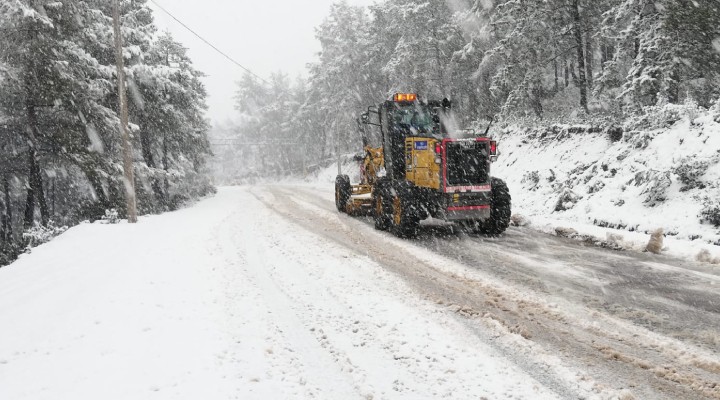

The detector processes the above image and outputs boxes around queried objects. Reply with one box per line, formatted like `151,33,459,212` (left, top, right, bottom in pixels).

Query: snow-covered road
1,186,718,399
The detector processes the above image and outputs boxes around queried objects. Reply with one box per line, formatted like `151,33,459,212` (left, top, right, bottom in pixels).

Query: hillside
493,108,720,263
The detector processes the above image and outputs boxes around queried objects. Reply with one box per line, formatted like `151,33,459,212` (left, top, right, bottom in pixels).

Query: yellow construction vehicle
335,93,511,238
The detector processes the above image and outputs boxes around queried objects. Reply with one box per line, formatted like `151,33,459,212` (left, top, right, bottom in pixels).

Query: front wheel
481,177,512,235
390,184,419,238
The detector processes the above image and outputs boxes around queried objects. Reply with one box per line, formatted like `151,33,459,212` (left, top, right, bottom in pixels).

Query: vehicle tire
481,177,512,235
390,182,419,238
373,178,391,230
335,175,351,213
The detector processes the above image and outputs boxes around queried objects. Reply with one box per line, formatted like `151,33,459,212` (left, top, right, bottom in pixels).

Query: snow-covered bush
521,171,540,190
632,170,671,206
588,179,606,194
713,98,720,123
554,189,582,212
626,99,703,131
165,157,216,211
673,157,709,192
607,126,624,142
700,197,720,227
23,222,69,251
0,242,20,267
624,130,656,149
100,209,120,224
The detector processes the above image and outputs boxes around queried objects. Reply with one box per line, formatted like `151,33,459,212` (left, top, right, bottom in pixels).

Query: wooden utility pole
112,0,138,223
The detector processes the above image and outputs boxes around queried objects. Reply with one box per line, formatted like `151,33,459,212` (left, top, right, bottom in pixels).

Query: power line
148,0,270,85
210,141,301,146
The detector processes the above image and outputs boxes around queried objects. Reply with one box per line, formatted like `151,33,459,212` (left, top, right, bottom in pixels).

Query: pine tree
307,2,378,155
0,0,215,266
599,0,720,108
132,32,212,210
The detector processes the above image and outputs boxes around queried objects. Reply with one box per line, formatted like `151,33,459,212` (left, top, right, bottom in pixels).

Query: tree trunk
554,57,559,93
162,133,169,198
140,130,166,207
564,58,570,87
469,85,481,118
601,41,612,71
571,0,589,113
570,61,578,86
23,103,49,228
585,29,594,89
50,177,55,216
0,212,5,245
319,125,327,161
23,148,49,228
23,149,36,229
667,65,680,104
633,38,640,59
1,175,11,243
531,85,544,119
22,25,48,228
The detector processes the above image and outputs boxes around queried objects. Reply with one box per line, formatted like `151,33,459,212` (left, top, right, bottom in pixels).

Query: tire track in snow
257,185,720,400
210,196,363,399
250,187,600,399
238,187,564,399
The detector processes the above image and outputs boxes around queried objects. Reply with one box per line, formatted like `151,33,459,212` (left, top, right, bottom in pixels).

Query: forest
2,0,720,266
217,0,720,183
0,0,213,265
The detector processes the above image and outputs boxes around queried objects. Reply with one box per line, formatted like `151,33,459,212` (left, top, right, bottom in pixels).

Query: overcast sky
147,0,375,124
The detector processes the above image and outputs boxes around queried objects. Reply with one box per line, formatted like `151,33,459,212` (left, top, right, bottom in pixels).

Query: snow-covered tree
307,2,380,155
132,32,213,211
0,0,214,267
599,0,720,109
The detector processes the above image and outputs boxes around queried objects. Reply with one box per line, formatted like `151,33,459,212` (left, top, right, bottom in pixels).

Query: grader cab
335,93,511,238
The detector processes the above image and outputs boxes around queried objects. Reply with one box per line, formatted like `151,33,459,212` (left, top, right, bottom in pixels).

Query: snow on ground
0,187,559,400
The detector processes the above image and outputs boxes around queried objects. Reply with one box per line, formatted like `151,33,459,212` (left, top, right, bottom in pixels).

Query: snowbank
493,110,720,264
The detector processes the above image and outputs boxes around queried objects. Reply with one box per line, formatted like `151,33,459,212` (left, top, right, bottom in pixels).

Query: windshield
391,104,440,136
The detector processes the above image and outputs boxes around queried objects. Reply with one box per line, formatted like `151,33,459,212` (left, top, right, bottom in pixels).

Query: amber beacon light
394,93,417,102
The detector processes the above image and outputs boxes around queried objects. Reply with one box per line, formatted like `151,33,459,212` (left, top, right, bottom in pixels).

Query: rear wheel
481,177,512,235
373,178,391,230
335,175,351,213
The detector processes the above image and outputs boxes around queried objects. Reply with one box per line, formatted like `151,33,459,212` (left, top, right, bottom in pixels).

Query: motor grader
335,93,511,238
